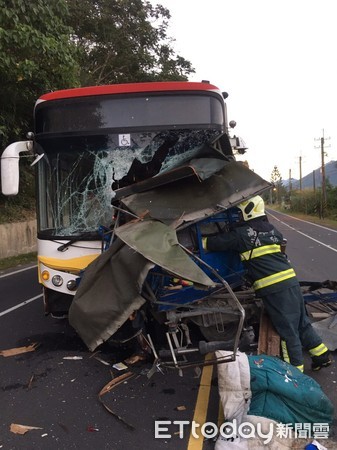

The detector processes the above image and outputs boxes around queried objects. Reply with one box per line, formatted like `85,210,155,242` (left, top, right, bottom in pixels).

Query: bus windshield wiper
57,232,100,252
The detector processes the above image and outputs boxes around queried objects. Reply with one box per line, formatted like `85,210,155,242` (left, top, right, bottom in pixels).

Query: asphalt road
267,209,337,281
1,209,337,449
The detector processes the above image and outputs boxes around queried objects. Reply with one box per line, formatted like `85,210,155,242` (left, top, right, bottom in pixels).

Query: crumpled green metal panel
69,239,154,351
121,160,272,225
115,219,215,288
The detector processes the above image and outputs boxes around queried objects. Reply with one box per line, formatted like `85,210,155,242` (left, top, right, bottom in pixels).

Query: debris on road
10,423,43,435
0,342,39,357
98,371,135,430
113,362,128,371
124,353,147,366
86,425,99,432
94,356,110,366
98,372,134,397
27,374,34,390
62,356,83,360
175,405,186,411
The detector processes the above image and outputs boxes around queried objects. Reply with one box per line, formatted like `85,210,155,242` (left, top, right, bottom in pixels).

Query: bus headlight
67,280,77,291
52,275,63,287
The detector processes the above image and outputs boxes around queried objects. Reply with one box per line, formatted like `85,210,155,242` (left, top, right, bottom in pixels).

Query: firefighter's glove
202,237,208,250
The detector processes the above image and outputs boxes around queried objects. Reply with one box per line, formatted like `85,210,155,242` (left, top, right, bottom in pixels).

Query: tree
0,0,195,147
0,0,80,147
66,0,195,85
270,165,283,204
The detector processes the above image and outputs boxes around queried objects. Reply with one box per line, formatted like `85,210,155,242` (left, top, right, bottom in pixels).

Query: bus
1,81,271,367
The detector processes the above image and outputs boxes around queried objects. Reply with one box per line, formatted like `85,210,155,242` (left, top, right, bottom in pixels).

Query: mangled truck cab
1,81,271,369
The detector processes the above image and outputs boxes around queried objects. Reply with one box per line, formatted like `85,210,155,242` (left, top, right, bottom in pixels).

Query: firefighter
202,195,331,372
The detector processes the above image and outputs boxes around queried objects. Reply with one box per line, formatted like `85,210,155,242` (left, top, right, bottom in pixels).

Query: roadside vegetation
286,185,337,221
0,161,35,224
0,252,37,271
266,165,337,227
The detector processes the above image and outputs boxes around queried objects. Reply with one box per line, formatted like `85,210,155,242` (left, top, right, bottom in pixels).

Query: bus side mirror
1,141,33,195
229,136,248,154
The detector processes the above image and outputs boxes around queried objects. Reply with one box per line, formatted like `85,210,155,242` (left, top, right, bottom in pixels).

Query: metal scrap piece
98,371,136,430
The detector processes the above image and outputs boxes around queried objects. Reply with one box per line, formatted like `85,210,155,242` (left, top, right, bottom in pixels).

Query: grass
0,206,36,225
0,252,37,271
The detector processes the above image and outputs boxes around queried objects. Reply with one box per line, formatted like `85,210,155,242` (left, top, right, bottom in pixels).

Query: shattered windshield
36,129,222,237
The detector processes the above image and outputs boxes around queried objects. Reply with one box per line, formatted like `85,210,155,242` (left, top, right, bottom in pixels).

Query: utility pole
299,156,302,191
314,129,330,218
289,168,292,193
321,131,327,207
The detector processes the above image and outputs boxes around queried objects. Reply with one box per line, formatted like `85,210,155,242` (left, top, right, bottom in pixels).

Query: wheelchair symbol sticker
119,134,130,147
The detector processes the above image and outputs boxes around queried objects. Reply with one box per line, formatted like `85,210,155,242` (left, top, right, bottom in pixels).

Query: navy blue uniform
206,216,327,369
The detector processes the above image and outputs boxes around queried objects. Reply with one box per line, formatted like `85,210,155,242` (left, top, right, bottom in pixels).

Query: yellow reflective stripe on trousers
309,343,329,357
281,340,290,363
240,244,281,261
253,268,296,290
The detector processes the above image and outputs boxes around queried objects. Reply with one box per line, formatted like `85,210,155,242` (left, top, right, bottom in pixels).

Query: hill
286,160,337,189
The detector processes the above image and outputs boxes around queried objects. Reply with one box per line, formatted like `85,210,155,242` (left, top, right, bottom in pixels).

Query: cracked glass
36,129,222,237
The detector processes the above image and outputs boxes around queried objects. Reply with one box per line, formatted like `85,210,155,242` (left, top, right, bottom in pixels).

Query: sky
150,0,337,182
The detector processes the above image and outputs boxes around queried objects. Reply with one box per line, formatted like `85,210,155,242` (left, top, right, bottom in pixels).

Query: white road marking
267,211,337,253
267,209,337,233
0,294,43,317
0,264,38,279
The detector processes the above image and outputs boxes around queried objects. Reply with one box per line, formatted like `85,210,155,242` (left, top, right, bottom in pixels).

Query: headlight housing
67,280,77,291
52,275,63,287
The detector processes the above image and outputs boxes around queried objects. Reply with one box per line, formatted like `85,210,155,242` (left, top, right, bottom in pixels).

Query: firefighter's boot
311,350,332,371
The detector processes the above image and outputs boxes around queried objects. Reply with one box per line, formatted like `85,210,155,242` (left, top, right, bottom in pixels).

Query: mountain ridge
284,160,337,189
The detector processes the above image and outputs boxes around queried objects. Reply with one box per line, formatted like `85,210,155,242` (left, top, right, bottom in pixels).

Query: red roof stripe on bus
38,82,220,101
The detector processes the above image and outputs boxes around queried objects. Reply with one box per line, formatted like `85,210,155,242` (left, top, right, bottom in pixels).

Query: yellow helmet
238,195,265,221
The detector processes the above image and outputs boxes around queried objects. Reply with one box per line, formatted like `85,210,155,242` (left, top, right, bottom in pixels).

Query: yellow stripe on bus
38,254,99,272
